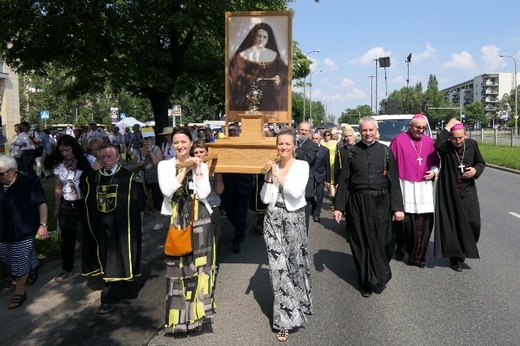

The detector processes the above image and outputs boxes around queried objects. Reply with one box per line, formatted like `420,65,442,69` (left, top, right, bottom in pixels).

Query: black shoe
97,303,114,314
313,216,320,222
232,244,241,253
394,248,405,261
360,289,372,298
360,284,372,298
449,258,462,272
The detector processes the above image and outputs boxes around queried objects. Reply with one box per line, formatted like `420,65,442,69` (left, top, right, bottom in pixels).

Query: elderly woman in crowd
0,155,48,309
261,129,313,342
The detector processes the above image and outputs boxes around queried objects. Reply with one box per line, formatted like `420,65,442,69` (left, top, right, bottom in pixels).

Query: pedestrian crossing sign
40,111,50,119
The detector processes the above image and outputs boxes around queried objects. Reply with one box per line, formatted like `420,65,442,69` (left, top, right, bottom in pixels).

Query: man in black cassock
83,144,142,314
434,118,485,272
333,116,404,297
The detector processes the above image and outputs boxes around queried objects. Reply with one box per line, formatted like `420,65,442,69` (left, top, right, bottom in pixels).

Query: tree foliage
338,105,371,125
1,0,304,132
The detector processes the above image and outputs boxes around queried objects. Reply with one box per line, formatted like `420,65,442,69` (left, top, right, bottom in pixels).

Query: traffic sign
40,110,50,119
120,113,126,118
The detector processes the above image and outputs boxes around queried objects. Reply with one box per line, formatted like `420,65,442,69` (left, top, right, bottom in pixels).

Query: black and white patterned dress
263,186,313,331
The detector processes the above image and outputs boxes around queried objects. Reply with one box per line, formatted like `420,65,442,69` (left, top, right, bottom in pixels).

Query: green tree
1,0,313,133
463,102,487,127
338,105,371,124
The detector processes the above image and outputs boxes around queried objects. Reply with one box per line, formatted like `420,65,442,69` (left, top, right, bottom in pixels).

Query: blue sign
461,113,466,119
120,113,126,118
40,110,50,119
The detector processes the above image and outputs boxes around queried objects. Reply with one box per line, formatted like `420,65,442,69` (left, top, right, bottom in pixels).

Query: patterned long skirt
164,198,217,333
264,206,313,331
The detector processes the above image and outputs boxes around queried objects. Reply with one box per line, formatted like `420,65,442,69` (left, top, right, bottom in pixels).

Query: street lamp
324,97,332,121
303,49,320,118
309,69,323,124
500,54,518,136
368,75,375,114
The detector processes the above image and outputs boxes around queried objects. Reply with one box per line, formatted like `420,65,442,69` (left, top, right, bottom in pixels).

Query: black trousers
21,149,38,177
101,281,120,304
58,198,87,272
313,181,326,218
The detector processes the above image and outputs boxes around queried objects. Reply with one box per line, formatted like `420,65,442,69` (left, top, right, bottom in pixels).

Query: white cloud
338,78,355,88
413,42,436,63
358,47,392,65
442,51,477,70
481,45,503,71
323,58,338,72
343,88,366,101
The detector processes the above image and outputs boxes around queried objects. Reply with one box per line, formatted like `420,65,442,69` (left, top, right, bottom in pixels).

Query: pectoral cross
261,62,266,68
417,157,423,166
458,163,465,173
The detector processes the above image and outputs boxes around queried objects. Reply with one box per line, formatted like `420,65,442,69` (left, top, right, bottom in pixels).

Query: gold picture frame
225,11,292,125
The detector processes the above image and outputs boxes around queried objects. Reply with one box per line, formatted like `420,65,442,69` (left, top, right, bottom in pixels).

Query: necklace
453,143,466,174
97,165,118,206
410,138,423,166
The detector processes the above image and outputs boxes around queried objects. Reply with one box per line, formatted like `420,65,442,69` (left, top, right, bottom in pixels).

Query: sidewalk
0,212,168,345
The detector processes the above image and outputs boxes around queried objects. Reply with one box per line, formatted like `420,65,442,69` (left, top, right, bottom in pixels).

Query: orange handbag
164,197,196,256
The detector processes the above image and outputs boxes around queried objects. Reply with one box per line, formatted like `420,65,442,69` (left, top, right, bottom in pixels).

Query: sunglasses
0,169,13,177
324,134,331,137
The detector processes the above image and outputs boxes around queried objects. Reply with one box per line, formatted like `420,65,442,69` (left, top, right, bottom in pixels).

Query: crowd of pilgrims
0,115,484,343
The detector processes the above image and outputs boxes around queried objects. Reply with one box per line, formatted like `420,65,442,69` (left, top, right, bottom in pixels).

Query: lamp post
303,49,320,119
325,97,332,121
500,54,518,136
309,69,323,124
368,75,375,114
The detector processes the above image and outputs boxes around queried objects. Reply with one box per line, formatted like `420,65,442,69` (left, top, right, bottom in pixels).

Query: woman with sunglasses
320,129,338,201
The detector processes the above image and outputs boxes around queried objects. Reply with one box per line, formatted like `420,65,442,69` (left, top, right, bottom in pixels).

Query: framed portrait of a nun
226,11,292,124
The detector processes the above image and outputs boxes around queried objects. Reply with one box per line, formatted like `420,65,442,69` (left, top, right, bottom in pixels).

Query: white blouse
157,158,211,215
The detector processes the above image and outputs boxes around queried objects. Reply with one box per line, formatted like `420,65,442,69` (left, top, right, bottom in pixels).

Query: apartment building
442,72,518,121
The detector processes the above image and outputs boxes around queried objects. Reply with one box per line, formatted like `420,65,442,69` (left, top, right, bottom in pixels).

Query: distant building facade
442,72,519,122
0,57,21,138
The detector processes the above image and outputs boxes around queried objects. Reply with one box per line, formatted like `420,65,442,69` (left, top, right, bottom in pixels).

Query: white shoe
152,223,163,231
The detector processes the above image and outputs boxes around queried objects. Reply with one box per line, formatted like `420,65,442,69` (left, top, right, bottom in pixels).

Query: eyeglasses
0,169,13,177
413,126,426,130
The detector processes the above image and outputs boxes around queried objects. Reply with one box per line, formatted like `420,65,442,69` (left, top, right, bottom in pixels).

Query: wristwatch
39,223,47,227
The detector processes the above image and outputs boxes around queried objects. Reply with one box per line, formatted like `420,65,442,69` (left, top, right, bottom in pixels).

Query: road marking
509,212,520,219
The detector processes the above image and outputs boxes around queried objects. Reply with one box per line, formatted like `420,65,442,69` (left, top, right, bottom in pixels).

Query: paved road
2,167,520,345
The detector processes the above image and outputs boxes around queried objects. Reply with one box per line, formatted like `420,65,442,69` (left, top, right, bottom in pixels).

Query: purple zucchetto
451,124,465,131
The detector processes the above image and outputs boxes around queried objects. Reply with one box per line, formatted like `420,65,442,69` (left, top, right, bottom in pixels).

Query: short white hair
359,116,378,129
0,154,17,171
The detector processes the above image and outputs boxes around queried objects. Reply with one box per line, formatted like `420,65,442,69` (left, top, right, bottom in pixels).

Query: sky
288,0,520,120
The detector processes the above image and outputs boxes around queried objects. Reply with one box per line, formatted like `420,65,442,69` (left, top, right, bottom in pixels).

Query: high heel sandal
276,329,289,342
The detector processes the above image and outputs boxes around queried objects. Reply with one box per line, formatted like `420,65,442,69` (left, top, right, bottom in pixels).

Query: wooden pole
260,157,281,174
176,153,218,168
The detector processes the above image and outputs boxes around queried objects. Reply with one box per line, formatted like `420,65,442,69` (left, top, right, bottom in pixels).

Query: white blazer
158,158,211,215
260,159,309,212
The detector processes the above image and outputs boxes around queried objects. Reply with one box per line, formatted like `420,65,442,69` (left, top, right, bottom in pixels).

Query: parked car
372,114,432,146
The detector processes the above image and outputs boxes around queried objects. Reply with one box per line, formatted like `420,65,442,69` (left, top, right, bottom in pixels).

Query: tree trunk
144,89,171,136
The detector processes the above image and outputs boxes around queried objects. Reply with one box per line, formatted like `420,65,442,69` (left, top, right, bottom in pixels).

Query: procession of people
0,115,486,343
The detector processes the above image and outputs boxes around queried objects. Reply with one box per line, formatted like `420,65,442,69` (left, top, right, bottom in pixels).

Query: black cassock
335,141,403,289
434,129,485,259
83,166,142,280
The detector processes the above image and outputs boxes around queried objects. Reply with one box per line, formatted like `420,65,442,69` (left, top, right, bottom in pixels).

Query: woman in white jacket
158,127,216,335
260,129,313,342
